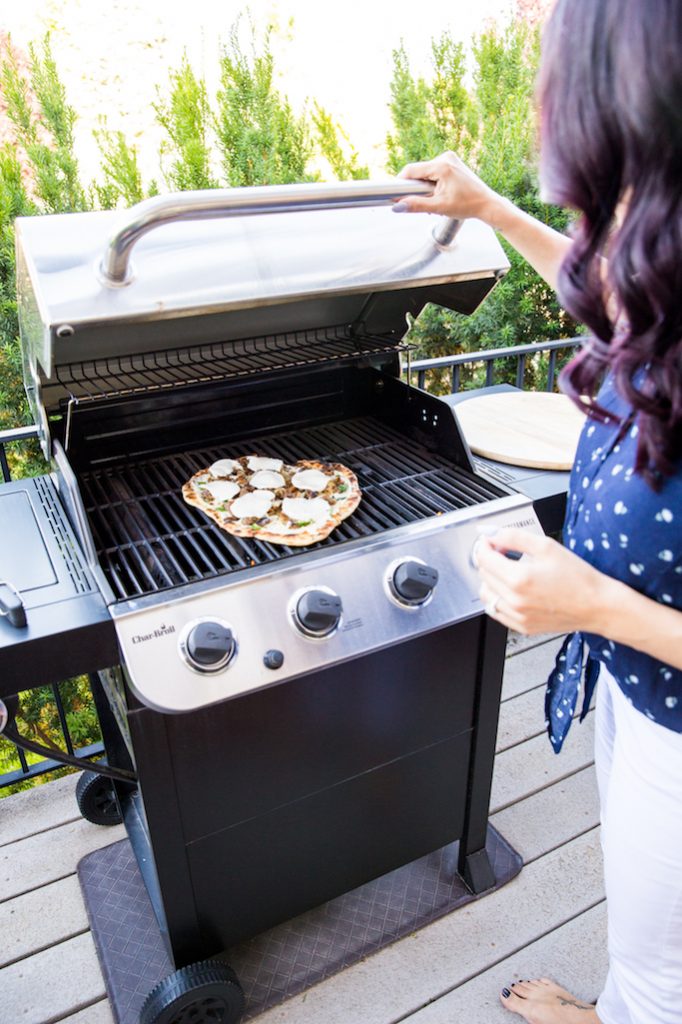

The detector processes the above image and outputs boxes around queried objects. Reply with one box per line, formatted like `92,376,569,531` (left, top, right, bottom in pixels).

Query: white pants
594,666,682,1024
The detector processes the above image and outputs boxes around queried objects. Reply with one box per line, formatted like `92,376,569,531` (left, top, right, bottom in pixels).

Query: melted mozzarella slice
291,468,333,492
249,470,285,489
282,496,331,525
209,458,238,478
230,490,275,519
246,456,283,472
204,480,240,503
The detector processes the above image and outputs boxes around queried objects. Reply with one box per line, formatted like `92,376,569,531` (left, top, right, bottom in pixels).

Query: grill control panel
112,493,543,712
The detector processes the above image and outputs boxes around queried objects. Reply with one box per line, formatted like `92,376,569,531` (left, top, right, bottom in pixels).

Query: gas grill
5,181,544,1022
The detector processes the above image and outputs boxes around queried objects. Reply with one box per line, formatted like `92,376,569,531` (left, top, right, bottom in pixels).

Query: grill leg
461,846,496,894
457,616,508,893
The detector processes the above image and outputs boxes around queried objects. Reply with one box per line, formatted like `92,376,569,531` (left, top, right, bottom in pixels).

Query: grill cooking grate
79,415,505,600
53,326,405,403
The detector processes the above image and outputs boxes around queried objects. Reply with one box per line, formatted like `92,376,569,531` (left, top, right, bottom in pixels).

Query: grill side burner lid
16,181,509,381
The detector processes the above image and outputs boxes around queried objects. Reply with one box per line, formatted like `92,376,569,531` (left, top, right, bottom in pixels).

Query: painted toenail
502,988,511,998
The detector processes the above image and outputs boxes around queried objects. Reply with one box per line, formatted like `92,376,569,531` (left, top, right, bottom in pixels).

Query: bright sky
2,0,517,180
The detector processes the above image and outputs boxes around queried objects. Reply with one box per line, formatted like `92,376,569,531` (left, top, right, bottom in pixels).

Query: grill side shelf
0,476,118,692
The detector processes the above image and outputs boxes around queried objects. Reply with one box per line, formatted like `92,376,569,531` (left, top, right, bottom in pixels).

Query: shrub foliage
386,20,581,392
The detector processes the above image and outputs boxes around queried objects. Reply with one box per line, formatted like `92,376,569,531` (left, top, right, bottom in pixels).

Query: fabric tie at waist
545,632,601,753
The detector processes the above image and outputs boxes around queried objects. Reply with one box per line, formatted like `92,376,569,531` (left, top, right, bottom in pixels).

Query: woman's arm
396,151,573,291
475,528,682,671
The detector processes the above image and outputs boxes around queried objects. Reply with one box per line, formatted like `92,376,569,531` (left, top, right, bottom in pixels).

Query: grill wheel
75,769,123,826
140,961,245,1024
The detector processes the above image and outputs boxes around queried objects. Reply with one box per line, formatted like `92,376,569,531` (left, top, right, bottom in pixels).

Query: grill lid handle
100,180,461,286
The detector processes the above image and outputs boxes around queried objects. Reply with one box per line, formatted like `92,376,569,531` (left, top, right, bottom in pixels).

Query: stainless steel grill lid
16,181,509,380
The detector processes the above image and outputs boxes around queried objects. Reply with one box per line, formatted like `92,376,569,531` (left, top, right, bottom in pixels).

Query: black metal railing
406,337,582,394
0,425,105,793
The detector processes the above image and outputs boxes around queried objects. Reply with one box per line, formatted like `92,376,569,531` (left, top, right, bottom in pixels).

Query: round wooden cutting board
454,391,586,470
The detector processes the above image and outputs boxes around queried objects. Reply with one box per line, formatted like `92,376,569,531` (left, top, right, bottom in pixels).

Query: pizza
182,455,361,546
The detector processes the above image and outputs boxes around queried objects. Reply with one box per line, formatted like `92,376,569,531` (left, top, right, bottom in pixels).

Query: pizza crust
182,457,361,546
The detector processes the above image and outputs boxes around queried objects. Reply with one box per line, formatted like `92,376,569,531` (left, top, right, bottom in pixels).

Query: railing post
16,744,29,774
0,443,10,483
547,349,557,391
52,682,76,757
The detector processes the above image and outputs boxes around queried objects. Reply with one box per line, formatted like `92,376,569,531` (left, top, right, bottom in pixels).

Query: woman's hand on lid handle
394,151,504,224
394,151,573,290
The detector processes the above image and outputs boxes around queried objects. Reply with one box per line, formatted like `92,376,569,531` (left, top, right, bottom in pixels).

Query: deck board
0,634,605,1024
0,774,82,847
58,1004,115,1024
1,817,126,901
0,876,89,969
491,711,594,812
406,904,608,1024
1,932,108,1024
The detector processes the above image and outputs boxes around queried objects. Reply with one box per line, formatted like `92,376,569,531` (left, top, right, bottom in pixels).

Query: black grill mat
78,827,522,1024
79,414,505,600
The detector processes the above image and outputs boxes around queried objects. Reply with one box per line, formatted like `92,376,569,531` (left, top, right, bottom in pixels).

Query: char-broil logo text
132,624,176,645
506,518,537,529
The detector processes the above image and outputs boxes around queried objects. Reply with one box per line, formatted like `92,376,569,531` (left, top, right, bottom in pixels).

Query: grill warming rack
51,325,412,451
48,325,406,402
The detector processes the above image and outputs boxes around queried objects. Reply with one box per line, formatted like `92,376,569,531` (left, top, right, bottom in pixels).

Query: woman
395,2,682,1023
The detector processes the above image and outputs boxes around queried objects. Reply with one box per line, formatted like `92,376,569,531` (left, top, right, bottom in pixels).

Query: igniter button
263,649,284,670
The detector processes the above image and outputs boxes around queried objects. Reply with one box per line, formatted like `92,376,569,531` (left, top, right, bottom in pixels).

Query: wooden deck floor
0,633,607,1024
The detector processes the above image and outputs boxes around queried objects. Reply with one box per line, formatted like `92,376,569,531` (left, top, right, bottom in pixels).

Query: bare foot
500,978,600,1024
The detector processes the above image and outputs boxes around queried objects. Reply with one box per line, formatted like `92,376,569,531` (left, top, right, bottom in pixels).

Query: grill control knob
392,561,439,605
183,620,235,673
294,589,342,637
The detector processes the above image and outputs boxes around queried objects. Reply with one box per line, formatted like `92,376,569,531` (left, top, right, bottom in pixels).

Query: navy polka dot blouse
545,373,682,753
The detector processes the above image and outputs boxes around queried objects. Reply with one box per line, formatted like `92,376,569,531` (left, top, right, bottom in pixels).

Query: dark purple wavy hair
538,0,682,487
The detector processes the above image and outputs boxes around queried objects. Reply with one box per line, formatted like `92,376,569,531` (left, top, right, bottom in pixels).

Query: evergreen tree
91,127,149,208
312,103,369,181
1,36,85,214
155,55,220,192
215,25,312,187
386,36,475,171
